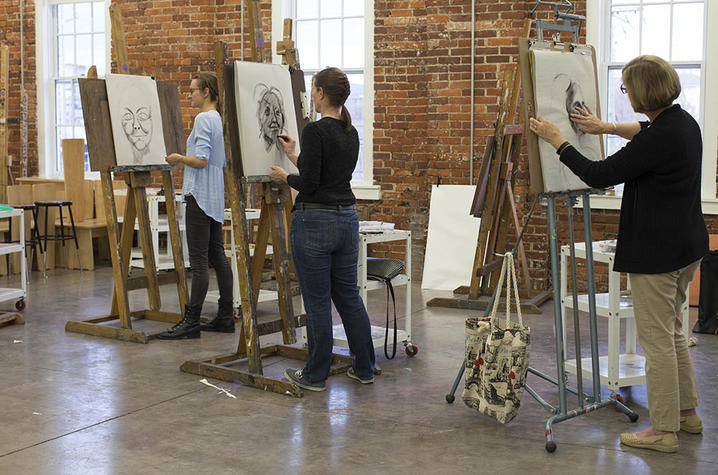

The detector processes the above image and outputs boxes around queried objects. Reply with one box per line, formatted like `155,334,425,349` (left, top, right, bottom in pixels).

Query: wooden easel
180,15,353,397
427,19,551,314
65,3,188,343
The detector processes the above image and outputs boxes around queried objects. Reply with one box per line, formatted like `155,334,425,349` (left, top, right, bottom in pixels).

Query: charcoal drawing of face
121,106,153,162
255,84,286,152
555,73,586,135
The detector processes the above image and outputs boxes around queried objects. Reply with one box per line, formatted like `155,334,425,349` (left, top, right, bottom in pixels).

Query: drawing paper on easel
531,49,603,192
234,61,300,178
105,74,167,166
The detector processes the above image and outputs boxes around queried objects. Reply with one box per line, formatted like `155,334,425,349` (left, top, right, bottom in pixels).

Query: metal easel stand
528,191,637,453
444,191,637,453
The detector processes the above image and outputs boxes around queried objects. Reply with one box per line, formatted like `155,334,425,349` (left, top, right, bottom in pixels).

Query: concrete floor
0,266,716,474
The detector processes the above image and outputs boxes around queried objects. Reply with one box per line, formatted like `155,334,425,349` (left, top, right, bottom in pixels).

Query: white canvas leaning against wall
531,49,604,192
234,61,300,178
422,185,481,291
105,74,167,166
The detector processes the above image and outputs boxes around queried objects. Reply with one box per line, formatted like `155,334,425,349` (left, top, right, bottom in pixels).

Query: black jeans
185,195,233,315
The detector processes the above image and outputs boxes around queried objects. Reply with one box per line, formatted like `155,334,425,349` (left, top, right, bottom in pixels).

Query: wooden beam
109,3,130,74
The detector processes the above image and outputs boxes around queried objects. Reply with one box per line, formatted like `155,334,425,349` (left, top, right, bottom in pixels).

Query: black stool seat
35,200,73,207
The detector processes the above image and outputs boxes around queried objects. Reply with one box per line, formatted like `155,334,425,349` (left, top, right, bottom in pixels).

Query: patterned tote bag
462,252,531,424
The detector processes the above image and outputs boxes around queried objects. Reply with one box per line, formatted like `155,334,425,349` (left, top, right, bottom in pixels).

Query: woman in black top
530,55,707,453
270,67,376,391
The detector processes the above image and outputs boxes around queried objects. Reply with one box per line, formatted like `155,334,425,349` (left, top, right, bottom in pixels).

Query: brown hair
313,67,352,131
193,72,220,109
622,55,681,113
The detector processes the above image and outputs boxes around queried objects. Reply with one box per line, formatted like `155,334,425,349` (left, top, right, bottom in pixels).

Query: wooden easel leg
101,172,132,328
225,169,262,374
111,188,136,317
250,202,270,308
162,170,188,310
506,185,533,297
265,183,296,344
130,173,161,312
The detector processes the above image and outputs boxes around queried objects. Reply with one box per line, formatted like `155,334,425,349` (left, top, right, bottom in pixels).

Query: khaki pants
629,259,701,432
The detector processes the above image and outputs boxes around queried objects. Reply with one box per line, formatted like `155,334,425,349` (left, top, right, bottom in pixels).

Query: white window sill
577,194,718,215
352,184,382,201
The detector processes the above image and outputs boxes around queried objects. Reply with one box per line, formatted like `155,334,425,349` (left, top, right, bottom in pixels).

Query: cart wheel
445,394,455,404
628,413,639,423
15,299,25,311
545,441,557,453
405,344,418,357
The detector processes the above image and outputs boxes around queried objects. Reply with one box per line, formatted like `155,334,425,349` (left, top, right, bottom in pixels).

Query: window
588,0,718,206
273,0,380,199
38,0,108,178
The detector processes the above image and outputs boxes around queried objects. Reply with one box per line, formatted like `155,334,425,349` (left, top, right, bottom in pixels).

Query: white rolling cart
205,208,277,315
560,240,690,393
0,207,27,320
127,192,189,270
300,228,418,357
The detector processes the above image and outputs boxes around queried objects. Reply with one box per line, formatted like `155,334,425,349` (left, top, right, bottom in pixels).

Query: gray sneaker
347,367,374,384
284,368,326,392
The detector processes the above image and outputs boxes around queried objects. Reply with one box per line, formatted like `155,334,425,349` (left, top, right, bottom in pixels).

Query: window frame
36,0,111,180
585,0,718,212
272,0,380,200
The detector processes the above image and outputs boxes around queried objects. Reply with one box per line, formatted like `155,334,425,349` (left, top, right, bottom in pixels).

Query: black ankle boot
200,300,235,333
157,305,200,340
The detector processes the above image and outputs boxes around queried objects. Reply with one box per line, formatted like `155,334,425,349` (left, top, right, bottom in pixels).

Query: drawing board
233,61,300,178
519,40,604,193
105,74,168,166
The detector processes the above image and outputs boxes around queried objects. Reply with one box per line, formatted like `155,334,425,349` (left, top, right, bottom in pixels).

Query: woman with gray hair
530,55,707,453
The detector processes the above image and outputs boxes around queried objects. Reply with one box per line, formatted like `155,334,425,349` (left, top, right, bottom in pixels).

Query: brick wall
0,0,38,178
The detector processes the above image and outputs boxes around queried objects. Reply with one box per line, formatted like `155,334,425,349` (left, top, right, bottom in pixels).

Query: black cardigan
287,117,359,207
559,104,708,274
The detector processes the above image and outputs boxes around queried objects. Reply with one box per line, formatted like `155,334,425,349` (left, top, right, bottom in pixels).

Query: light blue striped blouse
181,110,226,223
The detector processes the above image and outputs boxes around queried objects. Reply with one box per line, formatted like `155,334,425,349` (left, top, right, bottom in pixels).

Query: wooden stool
35,201,81,276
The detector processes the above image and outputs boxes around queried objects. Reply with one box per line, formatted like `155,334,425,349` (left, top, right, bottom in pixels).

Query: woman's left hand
166,153,184,166
269,166,289,184
529,117,566,150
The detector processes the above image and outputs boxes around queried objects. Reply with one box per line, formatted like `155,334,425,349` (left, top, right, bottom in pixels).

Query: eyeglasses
620,83,628,94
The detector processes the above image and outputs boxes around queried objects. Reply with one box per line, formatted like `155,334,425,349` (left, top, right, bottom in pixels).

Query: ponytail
313,67,352,131
340,105,352,131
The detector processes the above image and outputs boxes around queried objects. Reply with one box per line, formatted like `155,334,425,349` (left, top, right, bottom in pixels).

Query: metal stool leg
58,205,69,270
42,205,48,278
29,206,42,276
67,204,82,271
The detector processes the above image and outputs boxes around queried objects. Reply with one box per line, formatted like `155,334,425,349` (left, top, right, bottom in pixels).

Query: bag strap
384,279,398,359
488,252,524,330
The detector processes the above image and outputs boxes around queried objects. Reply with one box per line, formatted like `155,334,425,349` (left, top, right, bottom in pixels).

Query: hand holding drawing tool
277,134,298,163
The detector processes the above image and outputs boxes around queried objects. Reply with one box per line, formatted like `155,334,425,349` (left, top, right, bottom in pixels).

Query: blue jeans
291,207,376,382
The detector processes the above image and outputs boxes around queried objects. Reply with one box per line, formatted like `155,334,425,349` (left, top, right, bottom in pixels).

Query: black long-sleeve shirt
559,104,708,274
287,117,359,206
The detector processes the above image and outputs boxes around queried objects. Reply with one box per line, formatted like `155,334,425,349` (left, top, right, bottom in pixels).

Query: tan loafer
620,431,678,453
680,414,703,434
